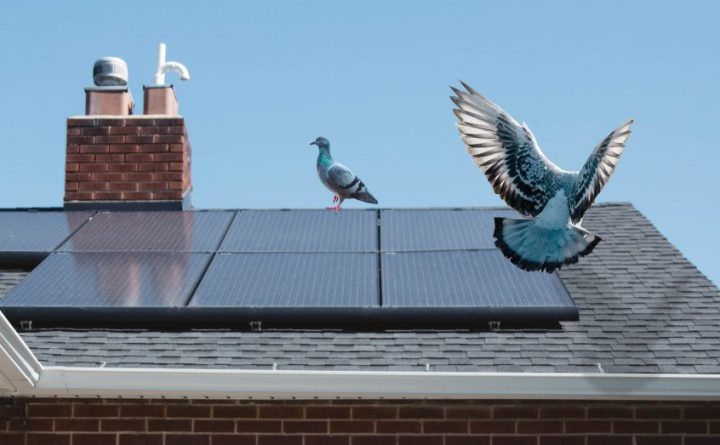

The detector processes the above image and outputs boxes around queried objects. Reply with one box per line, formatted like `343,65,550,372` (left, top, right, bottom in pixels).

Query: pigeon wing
327,163,360,194
569,119,633,222
452,83,565,217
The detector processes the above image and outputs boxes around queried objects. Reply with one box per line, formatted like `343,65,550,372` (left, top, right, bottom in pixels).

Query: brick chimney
65,83,191,210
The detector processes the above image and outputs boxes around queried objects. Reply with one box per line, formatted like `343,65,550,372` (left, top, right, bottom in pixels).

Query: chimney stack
64,56,192,210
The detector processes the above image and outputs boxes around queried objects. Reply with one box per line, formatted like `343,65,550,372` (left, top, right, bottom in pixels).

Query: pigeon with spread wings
451,82,632,272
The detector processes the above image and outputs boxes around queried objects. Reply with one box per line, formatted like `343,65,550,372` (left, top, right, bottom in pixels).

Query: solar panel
381,250,576,319
0,252,210,308
0,211,92,266
219,210,377,253
60,211,234,252
380,209,518,252
190,253,378,307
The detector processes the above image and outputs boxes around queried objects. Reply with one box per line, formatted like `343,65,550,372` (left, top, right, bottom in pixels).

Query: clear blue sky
0,1,718,285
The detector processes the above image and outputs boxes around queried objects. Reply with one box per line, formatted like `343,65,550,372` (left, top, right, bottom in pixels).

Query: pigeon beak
309,141,317,146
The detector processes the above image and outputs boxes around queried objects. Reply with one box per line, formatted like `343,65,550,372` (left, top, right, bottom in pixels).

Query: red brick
79,144,110,154
169,162,185,171
65,182,79,191
154,134,184,144
0,432,24,445
67,154,95,162
68,118,98,127
661,420,707,434
79,182,108,191
637,405,681,419
168,126,185,134
55,418,100,431
377,420,420,433
635,437,682,445
712,421,720,433
122,173,156,182
93,135,126,144
151,191,183,200
446,406,492,419
93,192,123,200
110,144,140,153
445,436,490,445
613,420,659,433
97,118,127,126
195,419,235,433
28,403,72,417
329,420,374,433
155,118,184,126
148,419,191,432
685,438,720,445
304,436,348,445
352,406,396,419
588,405,633,418
469,420,515,434
120,191,152,200
66,163,79,172
68,135,95,144
493,405,538,419
168,181,184,190
65,192,94,201
166,405,212,418
137,182,167,191
67,173,94,181
8,418,53,431
126,118,155,126
119,434,163,445
121,405,165,417
398,437,442,445
107,182,139,191
101,418,146,432
539,436,585,445
153,172,184,182
493,437,536,445
257,436,301,445
517,420,563,434
350,436,395,445
93,173,126,182
398,406,443,419
304,406,350,419
154,152,184,162
109,126,139,135
236,420,282,433
80,126,110,136
684,405,720,419
211,436,256,445
258,406,303,419
108,163,138,172
27,433,71,445
126,153,155,162
587,436,632,445
96,154,126,162
138,144,170,153
139,162,168,172
283,420,327,433
565,420,611,433
78,163,109,172
126,135,154,144
72,433,117,445
170,143,185,152
166,435,210,445
68,128,82,135
422,420,467,433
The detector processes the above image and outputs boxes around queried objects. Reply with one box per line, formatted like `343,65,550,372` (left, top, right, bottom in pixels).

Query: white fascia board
28,366,720,400
0,311,41,393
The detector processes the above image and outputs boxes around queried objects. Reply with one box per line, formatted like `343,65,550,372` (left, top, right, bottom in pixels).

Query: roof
5,203,720,375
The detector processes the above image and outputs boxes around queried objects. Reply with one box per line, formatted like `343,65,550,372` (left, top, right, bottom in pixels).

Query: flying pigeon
310,137,378,212
451,82,633,272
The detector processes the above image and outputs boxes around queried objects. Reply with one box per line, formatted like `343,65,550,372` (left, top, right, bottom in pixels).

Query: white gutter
28,366,720,401
1,312,719,400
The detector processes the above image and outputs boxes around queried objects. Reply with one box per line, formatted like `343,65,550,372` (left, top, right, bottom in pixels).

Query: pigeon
310,137,378,212
451,82,633,272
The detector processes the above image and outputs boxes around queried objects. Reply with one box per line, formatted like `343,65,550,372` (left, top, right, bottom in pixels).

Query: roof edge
22,366,720,401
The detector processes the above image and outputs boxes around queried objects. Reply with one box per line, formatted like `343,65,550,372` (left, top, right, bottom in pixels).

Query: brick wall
0,399,718,445
65,117,191,203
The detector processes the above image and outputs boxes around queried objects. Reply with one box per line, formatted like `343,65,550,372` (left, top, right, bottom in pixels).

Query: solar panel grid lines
0,211,93,252
219,209,377,253
59,210,235,253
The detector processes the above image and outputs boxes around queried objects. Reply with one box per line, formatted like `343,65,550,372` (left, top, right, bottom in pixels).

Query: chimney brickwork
64,117,191,208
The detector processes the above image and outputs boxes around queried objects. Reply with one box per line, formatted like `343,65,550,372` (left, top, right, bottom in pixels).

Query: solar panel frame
219,209,377,253
59,210,234,253
380,208,519,252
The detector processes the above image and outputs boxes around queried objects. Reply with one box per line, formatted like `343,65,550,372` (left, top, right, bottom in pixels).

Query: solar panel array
0,208,578,326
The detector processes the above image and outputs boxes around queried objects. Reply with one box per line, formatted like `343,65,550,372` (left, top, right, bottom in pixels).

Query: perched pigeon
451,82,633,272
310,137,378,212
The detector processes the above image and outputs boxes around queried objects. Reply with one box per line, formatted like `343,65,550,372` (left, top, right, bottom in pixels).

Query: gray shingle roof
9,203,720,374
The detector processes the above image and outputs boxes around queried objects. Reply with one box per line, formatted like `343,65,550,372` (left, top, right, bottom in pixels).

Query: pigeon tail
354,191,378,204
493,217,600,273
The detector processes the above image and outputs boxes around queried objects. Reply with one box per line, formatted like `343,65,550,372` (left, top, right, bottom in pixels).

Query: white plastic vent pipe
153,43,190,86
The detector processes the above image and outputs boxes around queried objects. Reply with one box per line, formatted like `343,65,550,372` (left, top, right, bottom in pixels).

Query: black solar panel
380,209,518,252
219,210,377,253
382,250,574,309
0,211,92,266
0,252,210,308
60,211,234,252
190,253,378,307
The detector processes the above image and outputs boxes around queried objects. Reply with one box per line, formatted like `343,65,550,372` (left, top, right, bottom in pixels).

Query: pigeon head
310,137,330,149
